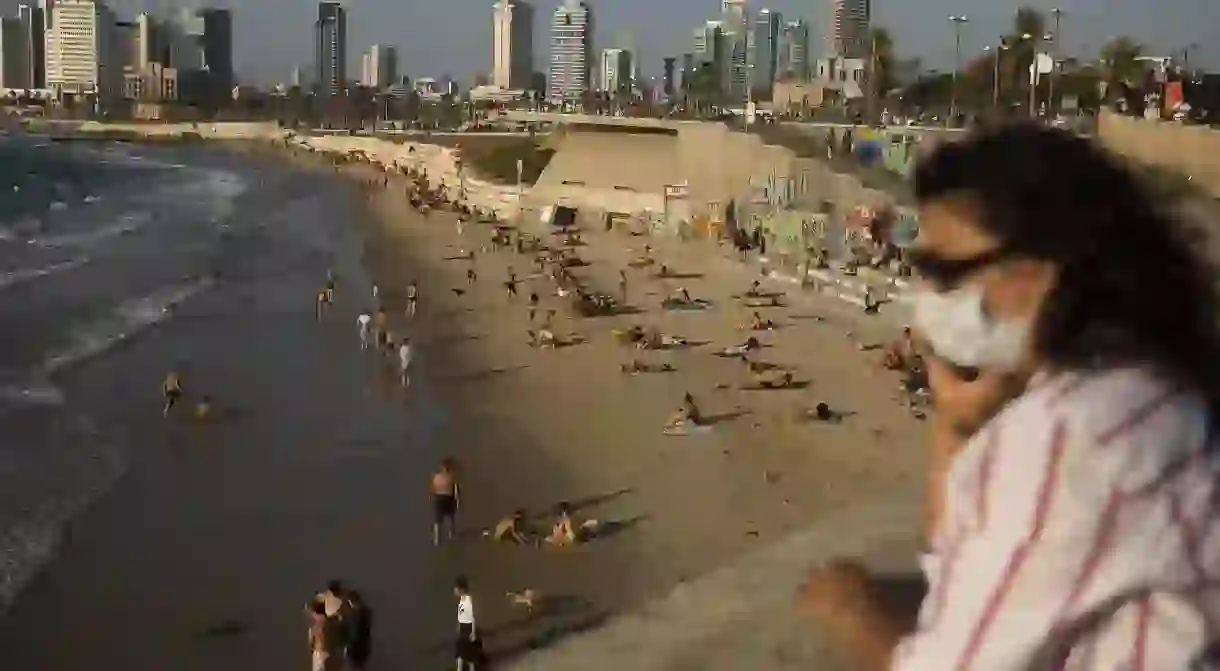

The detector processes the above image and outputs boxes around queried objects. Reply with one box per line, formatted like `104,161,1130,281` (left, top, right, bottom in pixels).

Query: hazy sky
4,0,1217,85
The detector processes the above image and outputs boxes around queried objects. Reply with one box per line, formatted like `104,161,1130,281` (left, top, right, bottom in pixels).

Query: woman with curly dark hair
800,123,1220,670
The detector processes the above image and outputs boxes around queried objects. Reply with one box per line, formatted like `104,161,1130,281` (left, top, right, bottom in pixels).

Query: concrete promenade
505,499,922,670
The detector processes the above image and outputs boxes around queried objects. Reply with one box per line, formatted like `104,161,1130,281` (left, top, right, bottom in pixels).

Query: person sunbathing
718,336,761,358
529,328,556,349
620,359,675,374
545,503,578,547
746,280,763,297
638,329,687,350
745,311,776,331
492,509,532,544
751,370,796,389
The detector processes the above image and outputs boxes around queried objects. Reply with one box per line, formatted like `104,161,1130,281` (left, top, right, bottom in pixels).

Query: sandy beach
326,140,928,665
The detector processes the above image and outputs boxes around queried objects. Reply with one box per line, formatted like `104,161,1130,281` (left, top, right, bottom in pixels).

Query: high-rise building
315,0,346,96
691,20,725,99
547,0,591,102
198,9,232,92
0,17,29,89
750,9,780,96
169,7,231,105
17,4,45,88
492,0,533,90
720,0,748,102
662,57,675,96
680,52,693,90
779,19,810,80
598,47,630,94
134,12,160,70
361,44,396,89
290,66,304,88
827,0,870,58
45,0,120,102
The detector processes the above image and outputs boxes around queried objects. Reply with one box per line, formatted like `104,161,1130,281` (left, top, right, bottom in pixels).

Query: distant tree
1100,35,1145,110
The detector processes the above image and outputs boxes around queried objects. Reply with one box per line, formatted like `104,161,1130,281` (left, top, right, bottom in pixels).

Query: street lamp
1048,8,1065,117
983,42,1010,108
948,15,969,122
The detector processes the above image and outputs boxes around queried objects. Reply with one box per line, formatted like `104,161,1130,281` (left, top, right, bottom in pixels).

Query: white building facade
492,0,534,90
547,0,592,102
361,44,396,88
599,47,631,94
45,0,120,102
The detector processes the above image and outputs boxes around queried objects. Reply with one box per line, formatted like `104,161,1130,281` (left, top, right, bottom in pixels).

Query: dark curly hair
914,122,1220,417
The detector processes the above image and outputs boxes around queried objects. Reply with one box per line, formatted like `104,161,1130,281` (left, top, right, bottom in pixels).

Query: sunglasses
905,247,1020,287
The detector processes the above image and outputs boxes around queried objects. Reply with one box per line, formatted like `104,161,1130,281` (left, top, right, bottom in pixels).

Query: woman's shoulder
1025,367,1212,492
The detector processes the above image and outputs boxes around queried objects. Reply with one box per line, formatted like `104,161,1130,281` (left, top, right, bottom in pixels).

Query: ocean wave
0,416,126,613
0,257,89,291
29,211,151,248
42,277,214,375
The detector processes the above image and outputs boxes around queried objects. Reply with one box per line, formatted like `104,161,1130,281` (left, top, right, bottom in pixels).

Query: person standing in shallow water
431,458,460,545
345,591,373,670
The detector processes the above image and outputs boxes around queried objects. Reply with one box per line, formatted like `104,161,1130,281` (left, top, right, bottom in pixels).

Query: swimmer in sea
163,371,184,417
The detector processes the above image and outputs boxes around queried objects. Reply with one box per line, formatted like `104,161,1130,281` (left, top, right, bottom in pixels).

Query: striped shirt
893,367,1220,671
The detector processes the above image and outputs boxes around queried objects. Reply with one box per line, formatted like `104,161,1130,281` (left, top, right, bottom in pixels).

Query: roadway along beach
0,133,926,669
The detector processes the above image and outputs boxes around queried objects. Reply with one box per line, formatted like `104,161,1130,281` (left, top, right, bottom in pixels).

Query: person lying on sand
748,369,796,390
638,330,688,350
741,311,777,331
544,502,600,547
717,337,762,358
746,280,763,298
655,264,673,278
491,509,532,544
620,359,675,374
528,328,556,349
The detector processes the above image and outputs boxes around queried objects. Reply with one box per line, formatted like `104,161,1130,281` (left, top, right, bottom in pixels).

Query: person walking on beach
315,288,329,320
406,281,419,318
398,337,413,388
371,283,379,300
431,458,460,546
345,591,373,670
162,371,184,417
504,268,518,300
527,292,540,324
466,267,477,286
372,309,387,346
307,599,343,671
357,312,371,349
454,576,482,671
619,270,628,303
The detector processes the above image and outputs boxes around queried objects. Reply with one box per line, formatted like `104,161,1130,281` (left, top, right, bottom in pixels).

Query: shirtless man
504,268,518,299
162,371,184,417
431,458,460,546
466,268,477,286
315,288,329,320
372,309,387,345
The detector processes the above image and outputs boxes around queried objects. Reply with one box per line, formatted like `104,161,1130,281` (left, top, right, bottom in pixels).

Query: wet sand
0,142,927,670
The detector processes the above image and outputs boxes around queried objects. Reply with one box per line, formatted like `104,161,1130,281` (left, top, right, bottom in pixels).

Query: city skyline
0,0,1217,87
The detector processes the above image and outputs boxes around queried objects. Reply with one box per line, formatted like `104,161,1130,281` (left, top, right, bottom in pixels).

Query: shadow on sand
443,364,528,383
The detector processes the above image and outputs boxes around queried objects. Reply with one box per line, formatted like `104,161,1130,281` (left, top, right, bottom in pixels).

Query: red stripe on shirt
955,420,1069,670
1045,373,1091,409
1054,489,1125,623
973,428,1002,533
1096,388,1182,446
1132,593,1152,671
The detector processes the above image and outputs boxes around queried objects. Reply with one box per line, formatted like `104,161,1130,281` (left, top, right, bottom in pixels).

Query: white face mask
911,284,1031,371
